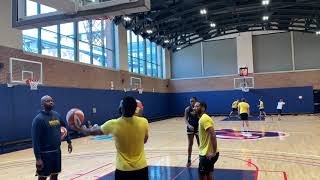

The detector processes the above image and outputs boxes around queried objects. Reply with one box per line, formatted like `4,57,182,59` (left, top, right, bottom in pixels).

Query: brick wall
169,71,320,92
0,46,169,92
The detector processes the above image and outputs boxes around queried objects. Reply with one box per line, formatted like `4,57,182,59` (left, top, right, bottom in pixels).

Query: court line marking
69,163,112,180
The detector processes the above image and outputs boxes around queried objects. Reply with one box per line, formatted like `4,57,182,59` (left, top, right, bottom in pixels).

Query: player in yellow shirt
238,98,250,132
74,96,149,180
229,99,239,117
258,98,267,120
194,101,219,180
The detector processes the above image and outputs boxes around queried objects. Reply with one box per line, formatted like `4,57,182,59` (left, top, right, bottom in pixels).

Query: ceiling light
123,16,131,22
262,15,269,21
316,31,320,35
146,29,153,34
210,22,216,28
200,9,207,15
164,39,170,43
177,47,181,50
262,0,270,6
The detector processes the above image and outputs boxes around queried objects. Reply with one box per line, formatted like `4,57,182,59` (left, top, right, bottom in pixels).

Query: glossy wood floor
1,115,320,180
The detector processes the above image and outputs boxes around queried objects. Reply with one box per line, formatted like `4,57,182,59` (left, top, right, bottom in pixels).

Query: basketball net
138,88,143,94
26,79,39,90
240,78,249,92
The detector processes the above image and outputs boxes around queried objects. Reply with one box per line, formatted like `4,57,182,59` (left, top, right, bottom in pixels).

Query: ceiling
113,0,320,51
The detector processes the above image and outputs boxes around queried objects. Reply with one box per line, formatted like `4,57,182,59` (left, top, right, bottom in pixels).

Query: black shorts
260,109,265,112
198,152,220,176
36,150,61,177
115,167,148,180
277,109,282,115
232,108,238,112
240,113,248,120
187,126,198,135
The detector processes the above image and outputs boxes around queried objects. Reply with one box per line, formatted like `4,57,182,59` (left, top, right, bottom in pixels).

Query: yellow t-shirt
259,101,264,109
101,116,149,171
232,101,239,109
198,114,218,156
238,102,250,114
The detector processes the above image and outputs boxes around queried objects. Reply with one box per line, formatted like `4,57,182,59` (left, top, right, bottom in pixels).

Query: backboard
13,0,150,29
9,57,43,86
234,77,254,92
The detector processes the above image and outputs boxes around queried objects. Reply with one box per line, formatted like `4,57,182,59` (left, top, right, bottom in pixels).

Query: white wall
0,0,22,49
237,32,254,73
115,25,128,71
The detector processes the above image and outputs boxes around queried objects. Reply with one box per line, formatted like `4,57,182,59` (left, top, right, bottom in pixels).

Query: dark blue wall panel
0,85,169,143
169,86,314,116
0,85,314,143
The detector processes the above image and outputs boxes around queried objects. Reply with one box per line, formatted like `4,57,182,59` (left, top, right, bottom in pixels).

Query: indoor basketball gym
0,0,320,180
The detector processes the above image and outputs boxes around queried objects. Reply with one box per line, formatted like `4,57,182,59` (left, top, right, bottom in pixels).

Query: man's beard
44,106,54,111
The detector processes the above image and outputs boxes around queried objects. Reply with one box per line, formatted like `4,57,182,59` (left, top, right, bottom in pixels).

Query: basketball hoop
241,86,250,92
26,79,39,90
138,88,143,94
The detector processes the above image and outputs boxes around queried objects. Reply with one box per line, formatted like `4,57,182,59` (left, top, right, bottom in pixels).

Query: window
138,35,145,74
22,15,116,68
40,4,56,14
127,30,165,78
78,20,91,64
23,28,39,53
60,23,75,61
41,25,58,57
26,0,38,16
146,39,152,76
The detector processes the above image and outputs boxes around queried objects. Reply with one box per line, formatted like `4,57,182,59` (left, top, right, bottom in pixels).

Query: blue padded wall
0,85,314,143
0,84,169,143
169,86,314,116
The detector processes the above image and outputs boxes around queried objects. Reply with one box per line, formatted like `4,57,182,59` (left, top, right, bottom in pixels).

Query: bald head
41,95,54,111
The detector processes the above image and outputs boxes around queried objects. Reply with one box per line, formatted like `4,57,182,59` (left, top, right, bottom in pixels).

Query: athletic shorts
115,167,149,180
259,109,265,112
232,108,238,112
240,113,249,120
36,150,61,177
277,109,282,115
198,152,220,176
187,125,199,135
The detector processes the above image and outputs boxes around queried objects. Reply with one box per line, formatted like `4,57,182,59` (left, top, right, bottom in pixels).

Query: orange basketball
60,127,67,140
66,108,85,129
135,100,144,116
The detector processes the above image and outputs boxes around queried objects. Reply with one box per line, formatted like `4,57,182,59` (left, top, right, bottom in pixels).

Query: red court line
223,155,259,180
283,172,288,180
258,170,288,180
70,163,112,180
227,154,320,167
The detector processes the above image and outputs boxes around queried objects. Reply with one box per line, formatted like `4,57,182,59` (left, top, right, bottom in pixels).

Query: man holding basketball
31,95,73,180
74,96,149,180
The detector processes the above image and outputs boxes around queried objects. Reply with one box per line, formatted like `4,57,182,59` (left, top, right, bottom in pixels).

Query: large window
22,1,116,69
127,30,164,78
41,25,58,57
22,28,39,53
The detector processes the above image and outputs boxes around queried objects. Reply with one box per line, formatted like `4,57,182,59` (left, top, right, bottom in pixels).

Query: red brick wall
1,46,319,93
0,46,169,92
169,71,320,92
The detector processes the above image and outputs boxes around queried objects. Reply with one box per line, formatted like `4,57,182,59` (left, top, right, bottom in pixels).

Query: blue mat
90,135,113,140
98,166,256,180
222,116,264,121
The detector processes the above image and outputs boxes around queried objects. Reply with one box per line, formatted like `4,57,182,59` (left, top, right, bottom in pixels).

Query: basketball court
1,0,320,180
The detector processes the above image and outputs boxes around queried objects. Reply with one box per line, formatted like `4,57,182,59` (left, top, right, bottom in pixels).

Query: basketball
66,108,85,129
135,99,144,116
60,127,67,140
